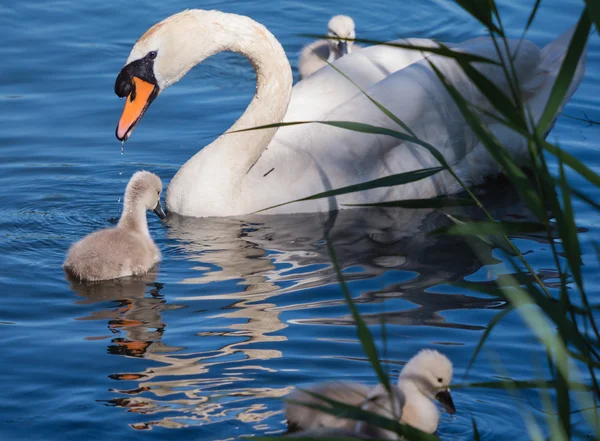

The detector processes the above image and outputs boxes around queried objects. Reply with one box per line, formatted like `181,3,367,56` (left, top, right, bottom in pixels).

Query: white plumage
63,171,166,281
115,10,586,217
285,349,455,438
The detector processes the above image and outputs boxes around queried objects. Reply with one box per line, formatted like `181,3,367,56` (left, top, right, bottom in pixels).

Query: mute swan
114,9,586,217
299,15,359,79
285,349,455,437
64,171,166,282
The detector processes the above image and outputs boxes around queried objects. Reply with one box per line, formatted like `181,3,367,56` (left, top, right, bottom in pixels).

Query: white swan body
299,15,359,79
114,10,586,217
64,171,166,282
285,349,455,438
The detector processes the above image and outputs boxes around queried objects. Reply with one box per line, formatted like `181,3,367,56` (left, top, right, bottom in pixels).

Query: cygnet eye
437,377,443,383
148,50,158,60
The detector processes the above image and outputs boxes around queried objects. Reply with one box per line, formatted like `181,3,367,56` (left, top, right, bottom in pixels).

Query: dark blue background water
1,1,598,440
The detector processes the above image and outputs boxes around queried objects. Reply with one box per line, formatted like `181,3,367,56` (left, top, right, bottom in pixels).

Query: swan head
399,349,455,415
125,171,166,219
327,15,356,58
114,10,227,141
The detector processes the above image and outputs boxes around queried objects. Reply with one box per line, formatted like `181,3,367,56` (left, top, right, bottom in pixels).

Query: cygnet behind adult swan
299,15,359,79
64,171,166,282
114,9,586,217
285,349,455,438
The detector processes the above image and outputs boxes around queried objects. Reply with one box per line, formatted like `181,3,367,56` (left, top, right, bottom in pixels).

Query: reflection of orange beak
116,77,158,141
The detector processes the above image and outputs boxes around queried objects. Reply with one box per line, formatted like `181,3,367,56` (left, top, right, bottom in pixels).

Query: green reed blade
537,10,591,135
583,0,600,35
433,220,547,235
455,0,503,34
425,59,547,221
343,198,474,208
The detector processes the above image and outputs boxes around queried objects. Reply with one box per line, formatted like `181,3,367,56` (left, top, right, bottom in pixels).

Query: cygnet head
123,171,166,220
327,15,356,58
399,349,455,415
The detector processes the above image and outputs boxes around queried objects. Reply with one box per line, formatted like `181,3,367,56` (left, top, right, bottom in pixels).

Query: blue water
1,0,599,440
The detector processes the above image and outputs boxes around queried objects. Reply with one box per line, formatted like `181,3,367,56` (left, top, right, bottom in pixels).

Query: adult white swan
114,9,586,217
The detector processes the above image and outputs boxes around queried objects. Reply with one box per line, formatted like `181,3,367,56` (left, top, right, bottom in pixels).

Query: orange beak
116,77,158,141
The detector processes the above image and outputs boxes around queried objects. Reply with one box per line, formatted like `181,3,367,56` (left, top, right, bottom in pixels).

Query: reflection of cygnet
285,350,455,438
299,15,358,79
64,171,166,282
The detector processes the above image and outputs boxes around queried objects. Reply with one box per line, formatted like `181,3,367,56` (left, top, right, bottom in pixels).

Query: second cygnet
299,15,359,79
285,349,455,439
64,171,166,282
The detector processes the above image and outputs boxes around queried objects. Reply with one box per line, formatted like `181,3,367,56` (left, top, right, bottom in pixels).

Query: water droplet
121,141,125,155
118,197,121,203
119,170,123,176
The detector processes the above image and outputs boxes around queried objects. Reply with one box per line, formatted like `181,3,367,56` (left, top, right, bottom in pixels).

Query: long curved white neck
165,11,293,216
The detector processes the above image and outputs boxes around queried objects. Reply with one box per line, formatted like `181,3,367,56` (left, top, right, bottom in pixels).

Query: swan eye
437,378,443,383
148,51,158,60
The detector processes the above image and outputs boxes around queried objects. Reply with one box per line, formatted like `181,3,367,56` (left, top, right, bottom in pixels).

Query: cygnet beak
153,201,167,220
337,40,349,55
435,389,456,415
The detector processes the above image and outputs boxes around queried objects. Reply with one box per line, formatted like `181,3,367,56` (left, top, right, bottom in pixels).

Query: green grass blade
563,113,600,126
230,120,445,165
255,167,442,213
524,0,543,33
453,380,596,391
425,58,547,220
555,335,572,439
542,140,600,188
258,435,360,441
448,45,526,130
472,418,482,441
318,120,415,141
342,198,475,208
464,306,515,378
458,274,597,363
287,392,398,430
317,57,414,135
557,153,584,292
455,0,503,34
325,238,392,398
537,10,591,134
452,280,508,298
509,263,600,362
568,186,600,211
302,34,500,65
514,0,544,61
433,220,547,236
583,0,600,36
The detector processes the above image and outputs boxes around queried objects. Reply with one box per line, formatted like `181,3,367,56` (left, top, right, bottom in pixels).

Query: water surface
1,1,599,440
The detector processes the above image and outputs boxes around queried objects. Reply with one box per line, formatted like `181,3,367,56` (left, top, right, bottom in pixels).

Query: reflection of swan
299,15,358,79
114,9,585,217
69,270,185,356
163,179,531,337
286,350,454,437
75,181,546,431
